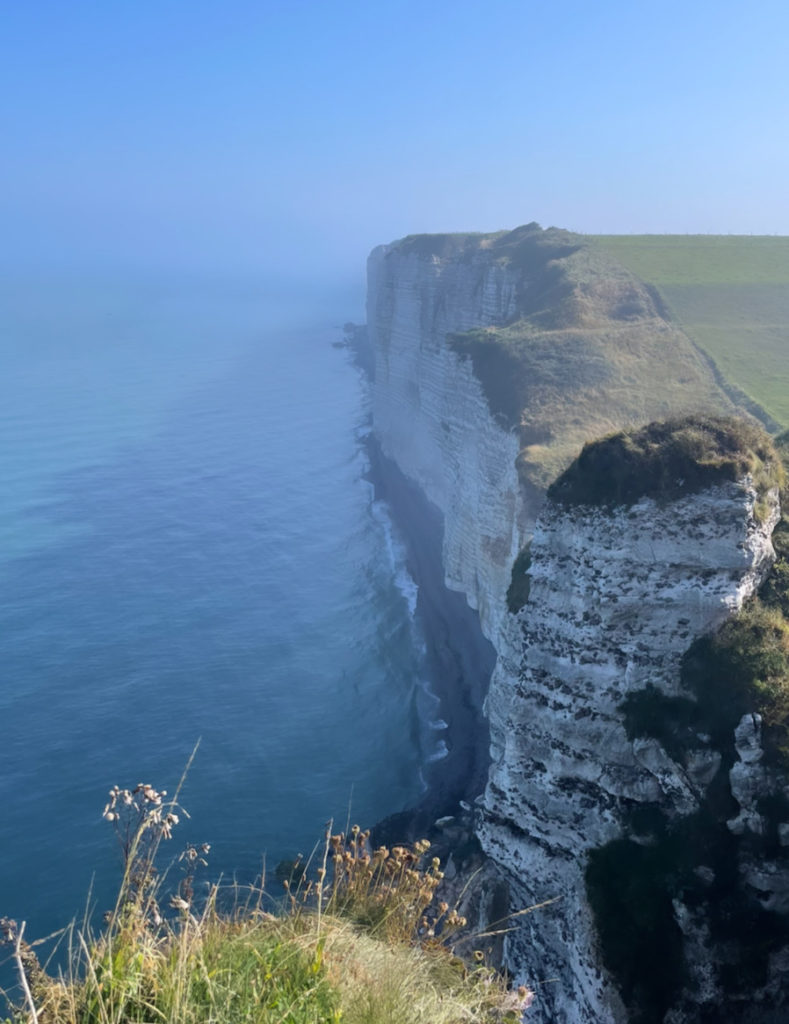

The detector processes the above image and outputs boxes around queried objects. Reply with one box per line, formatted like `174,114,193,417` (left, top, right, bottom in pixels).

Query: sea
0,270,438,974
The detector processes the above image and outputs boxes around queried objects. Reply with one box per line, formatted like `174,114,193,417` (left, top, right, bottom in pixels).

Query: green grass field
590,236,789,428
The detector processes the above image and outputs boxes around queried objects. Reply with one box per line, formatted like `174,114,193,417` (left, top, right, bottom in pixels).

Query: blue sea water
0,271,431,965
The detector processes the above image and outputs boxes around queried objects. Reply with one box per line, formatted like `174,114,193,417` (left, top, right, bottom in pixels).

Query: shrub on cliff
0,784,530,1024
547,414,784,510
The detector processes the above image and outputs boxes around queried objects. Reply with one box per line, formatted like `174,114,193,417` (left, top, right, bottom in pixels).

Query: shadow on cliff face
364,441,495,848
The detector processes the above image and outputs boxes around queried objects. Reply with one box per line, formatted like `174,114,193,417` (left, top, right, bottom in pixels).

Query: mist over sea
0,271,434,953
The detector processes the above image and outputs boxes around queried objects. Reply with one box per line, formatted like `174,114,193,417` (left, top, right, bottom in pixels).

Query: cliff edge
368,223,789,1022
480,419,787,1023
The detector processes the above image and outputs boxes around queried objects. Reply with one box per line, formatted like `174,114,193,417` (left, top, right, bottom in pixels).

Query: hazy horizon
3,0,789,290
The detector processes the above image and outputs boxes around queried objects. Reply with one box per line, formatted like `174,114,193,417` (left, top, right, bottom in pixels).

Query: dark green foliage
548,415,783,509
592,434,789,1016
587,790,789,1017
771,516,789,561
762,434,789,614
506,544,532,614
761,558,789,616
620,684,700,762
775,429,789,462
757,792,789,856
682,602,789,766
586,840,685,1024
623,802,669,839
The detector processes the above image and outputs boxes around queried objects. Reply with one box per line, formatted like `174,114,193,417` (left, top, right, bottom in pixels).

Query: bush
548,415,784,511
682,601,789,764
586,839,685,1024
619,684,699,762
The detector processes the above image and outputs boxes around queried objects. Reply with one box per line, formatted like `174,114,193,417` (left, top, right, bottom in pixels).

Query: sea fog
0,270,439,957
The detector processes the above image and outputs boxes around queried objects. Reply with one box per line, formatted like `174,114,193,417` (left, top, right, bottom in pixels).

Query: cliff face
368,226,735,641
368,236,524,641
479,483,781,1023
368,225,789,1022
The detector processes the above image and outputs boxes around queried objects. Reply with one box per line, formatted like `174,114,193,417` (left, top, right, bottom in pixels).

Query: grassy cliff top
432,226,736,491
591,235,789,428
383,225,787,493
547,415,784,509
2,795,526,1024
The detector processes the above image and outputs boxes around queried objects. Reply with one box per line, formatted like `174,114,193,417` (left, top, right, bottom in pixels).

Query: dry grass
1,786,531,1024
441,230,735,493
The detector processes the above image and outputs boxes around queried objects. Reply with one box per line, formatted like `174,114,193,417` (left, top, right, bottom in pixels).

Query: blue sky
2,0,788,285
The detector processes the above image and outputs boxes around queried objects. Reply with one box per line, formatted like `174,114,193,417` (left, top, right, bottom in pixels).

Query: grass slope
413,225,737,490
591,236,789,429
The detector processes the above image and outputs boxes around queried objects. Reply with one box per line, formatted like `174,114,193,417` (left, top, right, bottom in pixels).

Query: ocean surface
0,271,435,969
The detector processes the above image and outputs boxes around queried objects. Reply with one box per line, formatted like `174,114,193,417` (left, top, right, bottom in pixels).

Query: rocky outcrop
367,224,789,1022
477,481,783,1023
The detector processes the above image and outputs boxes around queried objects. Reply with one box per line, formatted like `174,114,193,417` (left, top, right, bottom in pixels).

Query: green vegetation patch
547,414,783,510
683,601,789,767
588,787,789,1015
392,224,741,492
592,235,789,428
760,430,789,616
592,434,789,1016
2,789,528,1024
587,801,789,1016
450,323,611,431
680,434,789,761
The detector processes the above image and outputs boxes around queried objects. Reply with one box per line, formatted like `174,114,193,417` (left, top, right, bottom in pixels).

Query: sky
2,0,789,289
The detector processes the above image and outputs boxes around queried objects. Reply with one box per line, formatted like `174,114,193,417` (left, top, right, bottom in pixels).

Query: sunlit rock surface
478,483,779,1023
368,240,526,641
367,225,787,1022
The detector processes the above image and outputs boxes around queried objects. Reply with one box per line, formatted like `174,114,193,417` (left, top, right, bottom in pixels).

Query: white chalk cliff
368,235,525,642
368,225,789,1022
478,484,780,1023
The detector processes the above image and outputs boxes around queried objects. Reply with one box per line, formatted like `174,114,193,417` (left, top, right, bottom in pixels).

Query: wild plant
1,789,535,1024
314,825,468,944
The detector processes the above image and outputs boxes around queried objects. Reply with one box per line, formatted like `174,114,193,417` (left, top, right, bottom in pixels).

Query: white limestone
477,485,778,1022
368,244,529,641
368,233,787,1021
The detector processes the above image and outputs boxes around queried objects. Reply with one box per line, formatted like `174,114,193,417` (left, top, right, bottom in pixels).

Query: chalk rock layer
478,483,780,1023
367,225,787,1022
